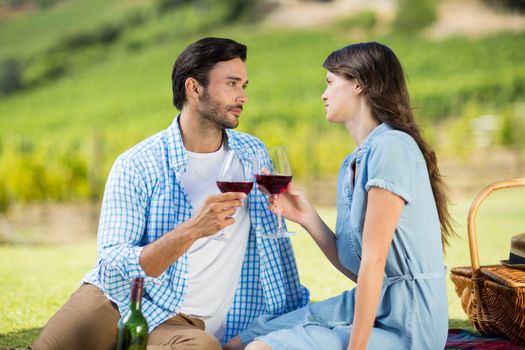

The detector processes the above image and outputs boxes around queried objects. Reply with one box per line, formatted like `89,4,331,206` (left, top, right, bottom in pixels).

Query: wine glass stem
276,194,283,231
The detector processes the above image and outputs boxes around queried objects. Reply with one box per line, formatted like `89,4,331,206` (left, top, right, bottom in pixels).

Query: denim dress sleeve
364,132,418,204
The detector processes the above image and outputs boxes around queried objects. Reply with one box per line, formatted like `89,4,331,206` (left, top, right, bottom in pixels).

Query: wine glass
213,150,254,240
255,146,295,238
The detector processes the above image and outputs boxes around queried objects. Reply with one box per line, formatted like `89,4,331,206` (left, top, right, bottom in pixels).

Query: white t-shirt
178,143,250,341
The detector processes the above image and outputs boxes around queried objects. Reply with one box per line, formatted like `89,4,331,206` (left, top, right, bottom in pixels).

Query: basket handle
467,178,525,273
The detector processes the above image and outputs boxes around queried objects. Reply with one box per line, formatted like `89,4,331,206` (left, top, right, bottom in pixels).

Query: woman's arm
301,209,358,282
268,183,357,282
347,187,404,350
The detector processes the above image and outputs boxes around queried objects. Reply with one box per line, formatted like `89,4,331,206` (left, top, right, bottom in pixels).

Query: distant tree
393,0,437,34
223,0,260,21
7,0,24,7
34,0,60,9
155,0,261,22
156,0,189,14
483,0,525,12
5,0,61,9
0,182,9,213
0,58,23,95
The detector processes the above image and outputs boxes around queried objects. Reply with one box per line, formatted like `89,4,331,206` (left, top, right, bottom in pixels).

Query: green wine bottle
116,277,148,350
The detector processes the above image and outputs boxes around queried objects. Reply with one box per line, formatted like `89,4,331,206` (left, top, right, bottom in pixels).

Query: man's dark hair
171,37,247,110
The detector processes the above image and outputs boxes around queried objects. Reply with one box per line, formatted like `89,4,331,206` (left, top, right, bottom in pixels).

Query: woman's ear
185,77,203,102
354,81,363,95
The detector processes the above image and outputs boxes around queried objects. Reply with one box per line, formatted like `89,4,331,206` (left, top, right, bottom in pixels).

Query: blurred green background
0,0,524,347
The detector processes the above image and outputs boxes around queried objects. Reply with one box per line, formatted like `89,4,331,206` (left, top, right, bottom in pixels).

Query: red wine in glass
216,181,253,195
254,146,295,238
255,175,292,194
212,150,253,241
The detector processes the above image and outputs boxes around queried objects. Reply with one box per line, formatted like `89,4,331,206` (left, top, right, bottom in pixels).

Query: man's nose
238,90,248,103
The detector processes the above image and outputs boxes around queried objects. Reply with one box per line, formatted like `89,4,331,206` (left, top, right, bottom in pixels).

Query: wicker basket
450,178,525,345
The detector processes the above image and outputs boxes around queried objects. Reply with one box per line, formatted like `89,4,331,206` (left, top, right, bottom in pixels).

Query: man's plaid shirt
82,116,309,343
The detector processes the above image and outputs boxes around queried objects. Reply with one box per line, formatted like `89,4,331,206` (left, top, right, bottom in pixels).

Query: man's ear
185,77,203,102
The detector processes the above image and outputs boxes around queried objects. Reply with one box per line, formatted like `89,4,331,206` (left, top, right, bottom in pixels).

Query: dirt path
264,0,525,38
263,0,395,28
427,0,525,38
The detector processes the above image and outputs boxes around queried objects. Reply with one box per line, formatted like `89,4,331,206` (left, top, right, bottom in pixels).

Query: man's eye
228,81,236,87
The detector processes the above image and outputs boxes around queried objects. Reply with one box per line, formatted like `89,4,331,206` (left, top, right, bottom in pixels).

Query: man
30,37,308,349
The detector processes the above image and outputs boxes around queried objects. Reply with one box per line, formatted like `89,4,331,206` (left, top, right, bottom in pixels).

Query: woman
225,42,455,350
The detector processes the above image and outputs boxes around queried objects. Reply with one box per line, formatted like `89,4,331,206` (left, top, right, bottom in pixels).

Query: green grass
0,240,97,347
0,0,154,59
1,188,524,347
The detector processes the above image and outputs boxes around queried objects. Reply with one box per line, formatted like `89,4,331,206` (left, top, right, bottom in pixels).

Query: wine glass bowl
216,181,253,194
254,174,291,194
213,150,253,240
255,146,295,239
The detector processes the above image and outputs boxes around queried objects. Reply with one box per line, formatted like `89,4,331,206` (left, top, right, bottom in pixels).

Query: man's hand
139,192,246,278
187,192,246,239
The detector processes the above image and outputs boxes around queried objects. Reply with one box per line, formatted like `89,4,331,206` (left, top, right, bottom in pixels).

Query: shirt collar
354,122,392,163
166,114,251,173
224,128,246,157
166,115,188,173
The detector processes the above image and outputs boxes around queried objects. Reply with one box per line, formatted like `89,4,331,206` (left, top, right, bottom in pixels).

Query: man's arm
139,193,245,278
96,157,244,294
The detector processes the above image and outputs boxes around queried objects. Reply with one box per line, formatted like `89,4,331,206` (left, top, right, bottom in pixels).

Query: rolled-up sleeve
95,156,157,299
364,134,416,204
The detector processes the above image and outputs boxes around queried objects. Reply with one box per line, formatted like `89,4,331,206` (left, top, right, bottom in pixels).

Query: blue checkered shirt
82,116,309,343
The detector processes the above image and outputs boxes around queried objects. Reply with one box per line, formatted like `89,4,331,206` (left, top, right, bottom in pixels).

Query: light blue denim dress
239,123,448,349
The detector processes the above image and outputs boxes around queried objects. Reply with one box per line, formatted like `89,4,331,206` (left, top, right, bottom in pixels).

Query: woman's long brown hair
323,42,455,249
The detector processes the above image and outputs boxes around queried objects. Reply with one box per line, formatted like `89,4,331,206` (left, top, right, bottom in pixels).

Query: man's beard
196,89,241,130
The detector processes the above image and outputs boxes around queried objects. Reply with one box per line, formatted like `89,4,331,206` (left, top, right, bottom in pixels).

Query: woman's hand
262,180,357,282
262,183,315,228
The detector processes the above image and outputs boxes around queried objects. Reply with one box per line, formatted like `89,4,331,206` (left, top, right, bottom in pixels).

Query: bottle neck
129,300,142,311
129,278,144,311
